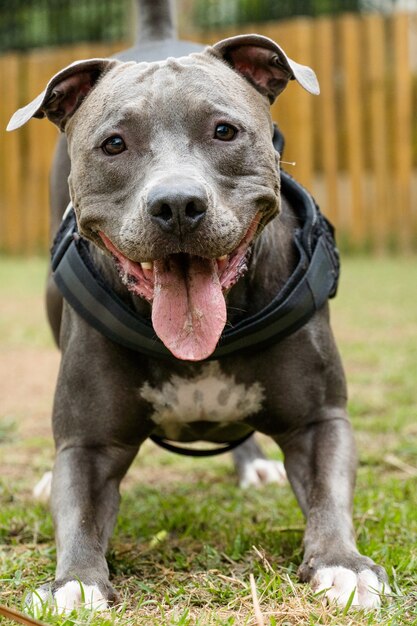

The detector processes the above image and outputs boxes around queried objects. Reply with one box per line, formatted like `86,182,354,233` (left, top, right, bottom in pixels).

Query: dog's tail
135,0,176,43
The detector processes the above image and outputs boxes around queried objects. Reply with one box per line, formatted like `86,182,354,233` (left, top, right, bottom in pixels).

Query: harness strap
52,219,337,361
150,430,254,456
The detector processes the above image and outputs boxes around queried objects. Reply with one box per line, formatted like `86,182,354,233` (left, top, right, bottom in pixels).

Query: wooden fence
0,13,416,254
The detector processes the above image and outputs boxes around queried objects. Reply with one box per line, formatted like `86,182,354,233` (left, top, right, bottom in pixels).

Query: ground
0,256,416,625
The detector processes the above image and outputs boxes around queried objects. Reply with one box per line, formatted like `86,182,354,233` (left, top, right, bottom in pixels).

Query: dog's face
68,54,278,261
8,35,318,361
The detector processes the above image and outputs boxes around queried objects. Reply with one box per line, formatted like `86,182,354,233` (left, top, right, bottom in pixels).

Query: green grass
0,255,417,625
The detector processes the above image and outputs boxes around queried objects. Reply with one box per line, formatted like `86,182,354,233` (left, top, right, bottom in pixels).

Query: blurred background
0,0,416,254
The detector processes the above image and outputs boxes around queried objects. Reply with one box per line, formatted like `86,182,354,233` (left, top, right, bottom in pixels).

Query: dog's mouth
99,213,261,361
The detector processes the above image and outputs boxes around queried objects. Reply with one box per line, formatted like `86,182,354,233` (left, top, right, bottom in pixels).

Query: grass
0,257,53,348
0,255,417,625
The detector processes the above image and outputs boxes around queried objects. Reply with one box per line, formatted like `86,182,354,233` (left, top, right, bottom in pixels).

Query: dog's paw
311,566,391,608
239,459,287,489
32,471,52,502
30,581,109,615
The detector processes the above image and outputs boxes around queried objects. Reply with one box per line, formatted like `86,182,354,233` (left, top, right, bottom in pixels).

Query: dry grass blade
0,604,47,626
249,573,265,626
384,454,417,477
252,545,274,573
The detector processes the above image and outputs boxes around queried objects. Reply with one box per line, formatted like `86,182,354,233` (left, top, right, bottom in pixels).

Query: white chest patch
140,362,264,438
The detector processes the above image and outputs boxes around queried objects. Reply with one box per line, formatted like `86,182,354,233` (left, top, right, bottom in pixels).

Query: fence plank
0,54,23,253
340,14,366,248
314,17,339,227
392,13,412,252
365,14,389,253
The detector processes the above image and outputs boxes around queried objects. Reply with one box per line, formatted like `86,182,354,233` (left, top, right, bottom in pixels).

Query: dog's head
8,35,319,361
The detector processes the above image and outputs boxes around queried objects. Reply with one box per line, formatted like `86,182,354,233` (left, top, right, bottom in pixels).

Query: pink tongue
152,256,227,361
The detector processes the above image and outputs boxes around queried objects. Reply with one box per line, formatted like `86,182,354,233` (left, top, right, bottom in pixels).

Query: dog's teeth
141,261,153,271
216,254,229,276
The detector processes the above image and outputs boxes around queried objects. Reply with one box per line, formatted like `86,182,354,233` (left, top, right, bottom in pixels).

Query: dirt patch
1,347,59,434
0,347,59,489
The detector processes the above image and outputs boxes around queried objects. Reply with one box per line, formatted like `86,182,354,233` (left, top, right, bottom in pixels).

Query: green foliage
0,0,368,52
0,0,131,52
193,0,361,29
0,257,53,348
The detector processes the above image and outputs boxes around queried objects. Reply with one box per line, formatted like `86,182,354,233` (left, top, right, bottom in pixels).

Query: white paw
32,471,52,502
31,581,108,615
312,566,391,608
239,459,287,489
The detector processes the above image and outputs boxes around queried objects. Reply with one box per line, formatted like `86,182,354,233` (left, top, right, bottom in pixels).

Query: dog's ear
7,58,118,132
212,34,319,103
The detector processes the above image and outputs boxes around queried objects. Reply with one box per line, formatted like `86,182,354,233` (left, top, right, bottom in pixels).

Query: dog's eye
102,136,126,156
214,124,237,141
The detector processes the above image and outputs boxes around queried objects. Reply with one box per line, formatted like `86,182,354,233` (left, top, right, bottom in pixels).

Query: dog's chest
139,362,264,438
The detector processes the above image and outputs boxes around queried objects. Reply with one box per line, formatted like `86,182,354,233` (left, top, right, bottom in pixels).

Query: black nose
147,179,208,234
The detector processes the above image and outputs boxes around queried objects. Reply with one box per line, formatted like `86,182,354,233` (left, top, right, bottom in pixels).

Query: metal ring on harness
150,431,254,457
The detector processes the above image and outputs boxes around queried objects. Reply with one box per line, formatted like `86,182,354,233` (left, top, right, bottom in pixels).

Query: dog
8,0,390,612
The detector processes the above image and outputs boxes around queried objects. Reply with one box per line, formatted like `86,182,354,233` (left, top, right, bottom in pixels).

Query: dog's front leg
32,441,139,613
276,415,390,608
54,443,137,606
30,321,154,613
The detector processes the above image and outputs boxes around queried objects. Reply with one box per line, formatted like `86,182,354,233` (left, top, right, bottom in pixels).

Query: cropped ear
212,34,319,103
7,58,118,132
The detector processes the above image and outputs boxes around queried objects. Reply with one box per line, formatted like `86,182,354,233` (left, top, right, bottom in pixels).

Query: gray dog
8,0,389,612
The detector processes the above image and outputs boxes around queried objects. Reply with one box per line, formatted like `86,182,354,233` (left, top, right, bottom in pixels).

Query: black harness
51,128,340,456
